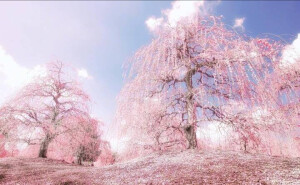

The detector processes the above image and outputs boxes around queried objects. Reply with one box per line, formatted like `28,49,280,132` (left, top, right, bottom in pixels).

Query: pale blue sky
0,1,299,128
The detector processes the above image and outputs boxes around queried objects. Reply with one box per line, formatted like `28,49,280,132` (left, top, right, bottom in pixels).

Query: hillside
0,150,299,184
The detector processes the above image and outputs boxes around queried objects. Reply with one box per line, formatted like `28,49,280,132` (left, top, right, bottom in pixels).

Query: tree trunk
184,125,197,149
243,139,248,153
75,146,84,165
76,155,83,165
184,69,198,149
38,134,52,158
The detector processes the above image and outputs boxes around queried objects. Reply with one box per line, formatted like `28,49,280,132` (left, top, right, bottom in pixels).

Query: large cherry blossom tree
117,15,286,150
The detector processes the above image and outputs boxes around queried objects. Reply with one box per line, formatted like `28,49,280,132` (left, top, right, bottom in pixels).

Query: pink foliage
0,62,109,164
94,141,114,167
0,135,8,158
116,14,299,158
18,145,39,158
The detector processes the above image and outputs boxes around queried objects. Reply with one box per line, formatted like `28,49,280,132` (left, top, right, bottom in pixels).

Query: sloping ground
0,150,299,185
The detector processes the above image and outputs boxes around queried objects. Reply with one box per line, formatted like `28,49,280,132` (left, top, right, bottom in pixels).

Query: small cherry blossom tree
47,115,102,165
1,62,92,158
94,140,115,166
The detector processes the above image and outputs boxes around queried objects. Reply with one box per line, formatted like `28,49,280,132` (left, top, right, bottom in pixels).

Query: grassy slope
0,150,299,185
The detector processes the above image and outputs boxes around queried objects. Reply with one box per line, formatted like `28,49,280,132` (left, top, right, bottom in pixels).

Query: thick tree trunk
38,134,52,158
184,125,197,149
184,69,198,149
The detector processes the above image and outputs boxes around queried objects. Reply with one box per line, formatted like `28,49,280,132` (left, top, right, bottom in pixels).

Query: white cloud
233,17,245,30
145,0,219,32
0,46,47,103
0,46,29,88
145,17,164,33
77,68,92,79
163,1,205,27
280,33,300,69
